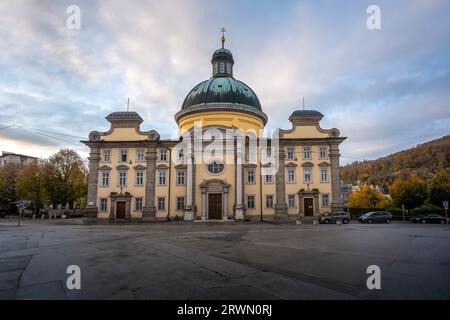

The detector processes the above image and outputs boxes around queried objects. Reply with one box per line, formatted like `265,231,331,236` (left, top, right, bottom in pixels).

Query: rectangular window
320,167,329,183
101,172,109,187
178,149,184,162
247,195,255,209
304,167,312,183
287,147,295,160
246,169,255,184
322,194,330,207
303,146,312,160
287,168,296,184
266,146,272,158
135,171,144,186
219,62,225,73
176,197,185,211
120,149,128,162
264,174,273,184
266,195,274,208
103,149,111,162
135,197,143,212
158,170,167,186
319,146,328,160
100,198,108,212
177,170,185,185
157,197,166,211
288,194,296,208
160,149,167,162
118,172,127,187
136,149,145,162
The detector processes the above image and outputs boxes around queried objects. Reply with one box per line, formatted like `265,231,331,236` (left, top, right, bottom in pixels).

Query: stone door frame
200,179,231,220
109,192,133,221
298,189,320,218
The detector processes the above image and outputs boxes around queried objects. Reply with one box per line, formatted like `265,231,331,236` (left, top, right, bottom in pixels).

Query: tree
15,161,48,209
389,172,428,209
348,184,391,208
0,163,22,204
428,171,450,207
42,149,87,207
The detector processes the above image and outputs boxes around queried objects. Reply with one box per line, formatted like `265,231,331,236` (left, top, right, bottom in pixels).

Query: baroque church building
82,36,346,222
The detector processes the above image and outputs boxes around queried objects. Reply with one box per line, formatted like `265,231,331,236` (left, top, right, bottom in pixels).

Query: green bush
410,203,444,216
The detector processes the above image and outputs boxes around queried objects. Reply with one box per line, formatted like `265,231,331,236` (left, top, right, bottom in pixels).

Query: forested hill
341,135,450,191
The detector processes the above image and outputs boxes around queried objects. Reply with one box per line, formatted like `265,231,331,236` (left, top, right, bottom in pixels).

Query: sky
0,0,449,165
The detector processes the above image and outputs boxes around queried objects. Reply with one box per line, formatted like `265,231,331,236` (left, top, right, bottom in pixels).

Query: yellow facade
82,44,345,222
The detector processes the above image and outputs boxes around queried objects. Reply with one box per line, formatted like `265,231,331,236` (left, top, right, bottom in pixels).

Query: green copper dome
175,44,267,124
181,77,262,110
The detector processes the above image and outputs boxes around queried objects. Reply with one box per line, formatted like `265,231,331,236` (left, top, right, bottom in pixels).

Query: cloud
0,0,449,164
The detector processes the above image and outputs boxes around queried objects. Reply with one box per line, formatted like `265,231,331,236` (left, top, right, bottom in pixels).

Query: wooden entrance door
116,201,126,219
304,198,314,216
208,193,222,220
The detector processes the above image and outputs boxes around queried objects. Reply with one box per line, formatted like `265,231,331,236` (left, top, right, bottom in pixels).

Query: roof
181,76,262,111
290,110,324,118
0,151,37,159
105,111,143,122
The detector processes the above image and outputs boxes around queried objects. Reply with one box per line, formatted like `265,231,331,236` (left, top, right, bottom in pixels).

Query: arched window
219,62,225,73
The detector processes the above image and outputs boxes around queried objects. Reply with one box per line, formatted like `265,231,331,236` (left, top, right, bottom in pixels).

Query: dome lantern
211,28,234,77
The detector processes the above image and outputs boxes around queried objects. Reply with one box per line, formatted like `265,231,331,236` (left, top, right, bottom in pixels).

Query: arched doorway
199,179,230,220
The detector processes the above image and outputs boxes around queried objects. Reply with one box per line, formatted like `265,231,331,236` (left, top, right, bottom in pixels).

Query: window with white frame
288,194,296,208
100,198,108,212
158,170,167,186
120,149,128,162
176,197,185,211
303,167,312,183
322,194,330,207
157,197,166,211
118,171,127,187
246,168,255,184
176,170,185,185
135,171,144,186
319,146,328,160
303,146,312,160
320,167,329,183
101,172,109,187
159,149,167,162
247,195,255,209
264,174,273,184
226,63,232,75
265,195,274,208
102,149,111,162
136,149,145,162
287,168,296,184
135,197,143,212
287,147,295,160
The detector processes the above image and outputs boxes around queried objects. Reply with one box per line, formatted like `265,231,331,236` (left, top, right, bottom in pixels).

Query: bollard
296,220,302,225
337,220,342,225
313,220,318,225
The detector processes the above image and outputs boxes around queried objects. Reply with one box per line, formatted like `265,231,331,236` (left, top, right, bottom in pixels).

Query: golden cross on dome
221,27,226,48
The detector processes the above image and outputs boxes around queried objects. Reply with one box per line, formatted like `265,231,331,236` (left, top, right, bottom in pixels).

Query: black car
411,214,447,224
319,211,351,224
358,211,392,223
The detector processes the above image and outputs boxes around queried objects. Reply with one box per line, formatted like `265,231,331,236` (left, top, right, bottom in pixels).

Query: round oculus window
207,161,224,174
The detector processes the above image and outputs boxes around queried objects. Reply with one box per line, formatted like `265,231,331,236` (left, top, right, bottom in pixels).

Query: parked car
411,214,447,224
319,211,351,224
358,211,392,223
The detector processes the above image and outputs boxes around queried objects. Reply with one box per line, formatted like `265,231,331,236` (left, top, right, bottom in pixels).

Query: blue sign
19,200,25,209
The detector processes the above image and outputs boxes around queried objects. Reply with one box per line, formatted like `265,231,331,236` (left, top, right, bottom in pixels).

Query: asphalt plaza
0,220,449,300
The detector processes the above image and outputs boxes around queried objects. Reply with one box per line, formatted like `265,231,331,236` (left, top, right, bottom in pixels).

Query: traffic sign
443,201,449,210
19,200,25,209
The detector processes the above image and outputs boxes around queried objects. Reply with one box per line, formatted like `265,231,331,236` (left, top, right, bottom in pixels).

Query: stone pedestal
142,206,156,222
235,205,245,221
274,203,288,221
82,206,98,224
184,206,194,221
